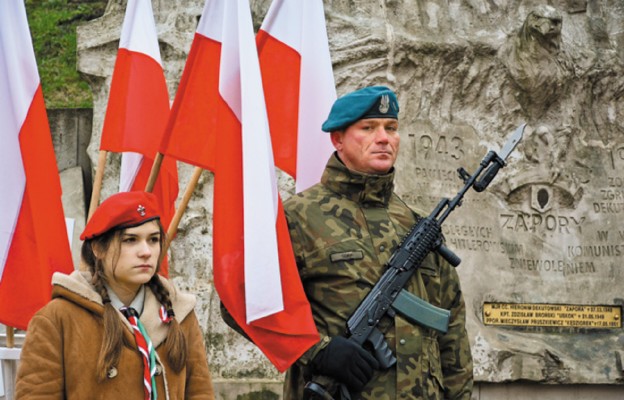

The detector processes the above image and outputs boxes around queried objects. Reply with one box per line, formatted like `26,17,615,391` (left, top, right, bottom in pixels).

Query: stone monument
77,0,624,396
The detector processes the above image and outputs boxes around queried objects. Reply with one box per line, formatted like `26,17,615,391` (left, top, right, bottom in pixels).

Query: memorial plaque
483,303,622,329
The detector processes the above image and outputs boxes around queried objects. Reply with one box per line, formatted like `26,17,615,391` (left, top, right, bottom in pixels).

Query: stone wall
75,0,624,398
49,108,92,268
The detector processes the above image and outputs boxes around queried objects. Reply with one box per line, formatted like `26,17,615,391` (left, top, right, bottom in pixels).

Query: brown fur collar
51,271,197,348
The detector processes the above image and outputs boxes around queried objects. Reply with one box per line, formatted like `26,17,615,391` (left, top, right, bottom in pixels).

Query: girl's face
103,220,161,297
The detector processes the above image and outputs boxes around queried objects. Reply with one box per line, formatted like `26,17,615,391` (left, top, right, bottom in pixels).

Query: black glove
311,336,380,392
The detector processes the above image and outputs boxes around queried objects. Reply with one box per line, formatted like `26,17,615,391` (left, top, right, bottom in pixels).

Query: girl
16,191,214,399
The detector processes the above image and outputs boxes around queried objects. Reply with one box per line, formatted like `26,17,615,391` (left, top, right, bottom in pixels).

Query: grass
25,0,107,108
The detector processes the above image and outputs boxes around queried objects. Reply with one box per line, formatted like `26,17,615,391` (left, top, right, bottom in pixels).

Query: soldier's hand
311,336,379,392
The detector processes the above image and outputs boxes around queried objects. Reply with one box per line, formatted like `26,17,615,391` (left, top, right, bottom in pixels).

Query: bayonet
499,123,526,161
473,123,526,192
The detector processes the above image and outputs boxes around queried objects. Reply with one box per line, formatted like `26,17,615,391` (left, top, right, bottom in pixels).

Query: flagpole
163,166,203,256
80,150,107,271
5,325,14,348
87,150,108,220
145,152,165,193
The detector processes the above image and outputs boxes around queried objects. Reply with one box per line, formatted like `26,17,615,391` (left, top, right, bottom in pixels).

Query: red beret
81,191,161,240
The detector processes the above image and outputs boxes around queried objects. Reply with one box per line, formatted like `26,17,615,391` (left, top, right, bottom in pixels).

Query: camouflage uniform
283,154,473,400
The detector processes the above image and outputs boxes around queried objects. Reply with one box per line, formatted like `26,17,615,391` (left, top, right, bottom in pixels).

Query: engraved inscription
600,189,624,201
483,303,622,329
418,134,464,160
593,177,624,214
509,258,596,275
500,213,584,234
607,177,624,187
443,224,493,238
413,167,458,182
609,146,624,169
592,203,624,214
567,244,623,257
447,238,524,254
443,224,524,254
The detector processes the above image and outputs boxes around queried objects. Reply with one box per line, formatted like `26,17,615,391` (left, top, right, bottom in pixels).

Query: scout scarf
121,306,158,400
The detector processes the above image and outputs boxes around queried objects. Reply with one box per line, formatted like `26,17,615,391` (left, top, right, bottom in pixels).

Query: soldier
281,86,473,399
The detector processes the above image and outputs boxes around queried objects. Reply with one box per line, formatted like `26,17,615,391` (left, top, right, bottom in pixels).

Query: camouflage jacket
283,154,473,400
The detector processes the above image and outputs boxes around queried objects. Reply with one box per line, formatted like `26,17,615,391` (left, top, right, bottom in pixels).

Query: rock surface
77,0,624,387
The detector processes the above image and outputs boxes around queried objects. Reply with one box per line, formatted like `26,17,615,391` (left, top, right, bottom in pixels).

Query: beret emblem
137,205,146,217
379,94,390,114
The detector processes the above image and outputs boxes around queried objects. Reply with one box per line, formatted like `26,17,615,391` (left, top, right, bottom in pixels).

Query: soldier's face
331,118,400,175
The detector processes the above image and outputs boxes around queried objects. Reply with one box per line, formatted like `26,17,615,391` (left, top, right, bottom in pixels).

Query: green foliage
25,0,107,108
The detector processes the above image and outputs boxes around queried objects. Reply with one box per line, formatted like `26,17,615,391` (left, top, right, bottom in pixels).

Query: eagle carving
499,5,574,118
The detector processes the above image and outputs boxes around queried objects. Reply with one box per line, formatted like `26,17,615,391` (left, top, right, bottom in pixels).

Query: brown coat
15,271,214,400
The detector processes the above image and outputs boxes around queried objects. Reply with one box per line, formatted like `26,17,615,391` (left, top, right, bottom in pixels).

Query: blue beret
321,86,399,132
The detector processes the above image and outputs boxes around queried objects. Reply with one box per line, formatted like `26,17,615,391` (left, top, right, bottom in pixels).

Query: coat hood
51,270,197,348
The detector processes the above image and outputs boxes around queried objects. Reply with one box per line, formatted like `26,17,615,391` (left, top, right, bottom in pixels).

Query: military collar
321,153,395,206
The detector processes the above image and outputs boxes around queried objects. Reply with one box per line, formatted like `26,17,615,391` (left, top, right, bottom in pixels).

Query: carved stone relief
77,0,624,387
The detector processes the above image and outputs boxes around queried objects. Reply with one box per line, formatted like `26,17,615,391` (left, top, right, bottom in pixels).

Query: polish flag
257,0,336,193
160,0,318,371
0,1,73,330
100,0,178,276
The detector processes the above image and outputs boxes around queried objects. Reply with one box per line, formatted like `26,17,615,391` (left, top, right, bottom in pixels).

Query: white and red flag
257,0,336,193
0,1,73,330
160,0,318,371
100,0,178,276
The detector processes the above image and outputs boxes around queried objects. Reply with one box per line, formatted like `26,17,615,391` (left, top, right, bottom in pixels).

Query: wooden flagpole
163,166,203,256
144,152,164,193
80,150,107,271
144,152,202,262
5,325,14,348
87,150,108,221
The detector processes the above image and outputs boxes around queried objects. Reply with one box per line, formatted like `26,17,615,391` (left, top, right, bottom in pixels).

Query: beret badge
379,94,390,114
137,205,146,217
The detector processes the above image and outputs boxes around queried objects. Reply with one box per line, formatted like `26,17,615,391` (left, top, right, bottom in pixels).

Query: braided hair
146,275,187,371
81,220,187,381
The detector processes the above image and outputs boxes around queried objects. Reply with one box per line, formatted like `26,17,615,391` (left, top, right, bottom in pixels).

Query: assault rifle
304,124,526,400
